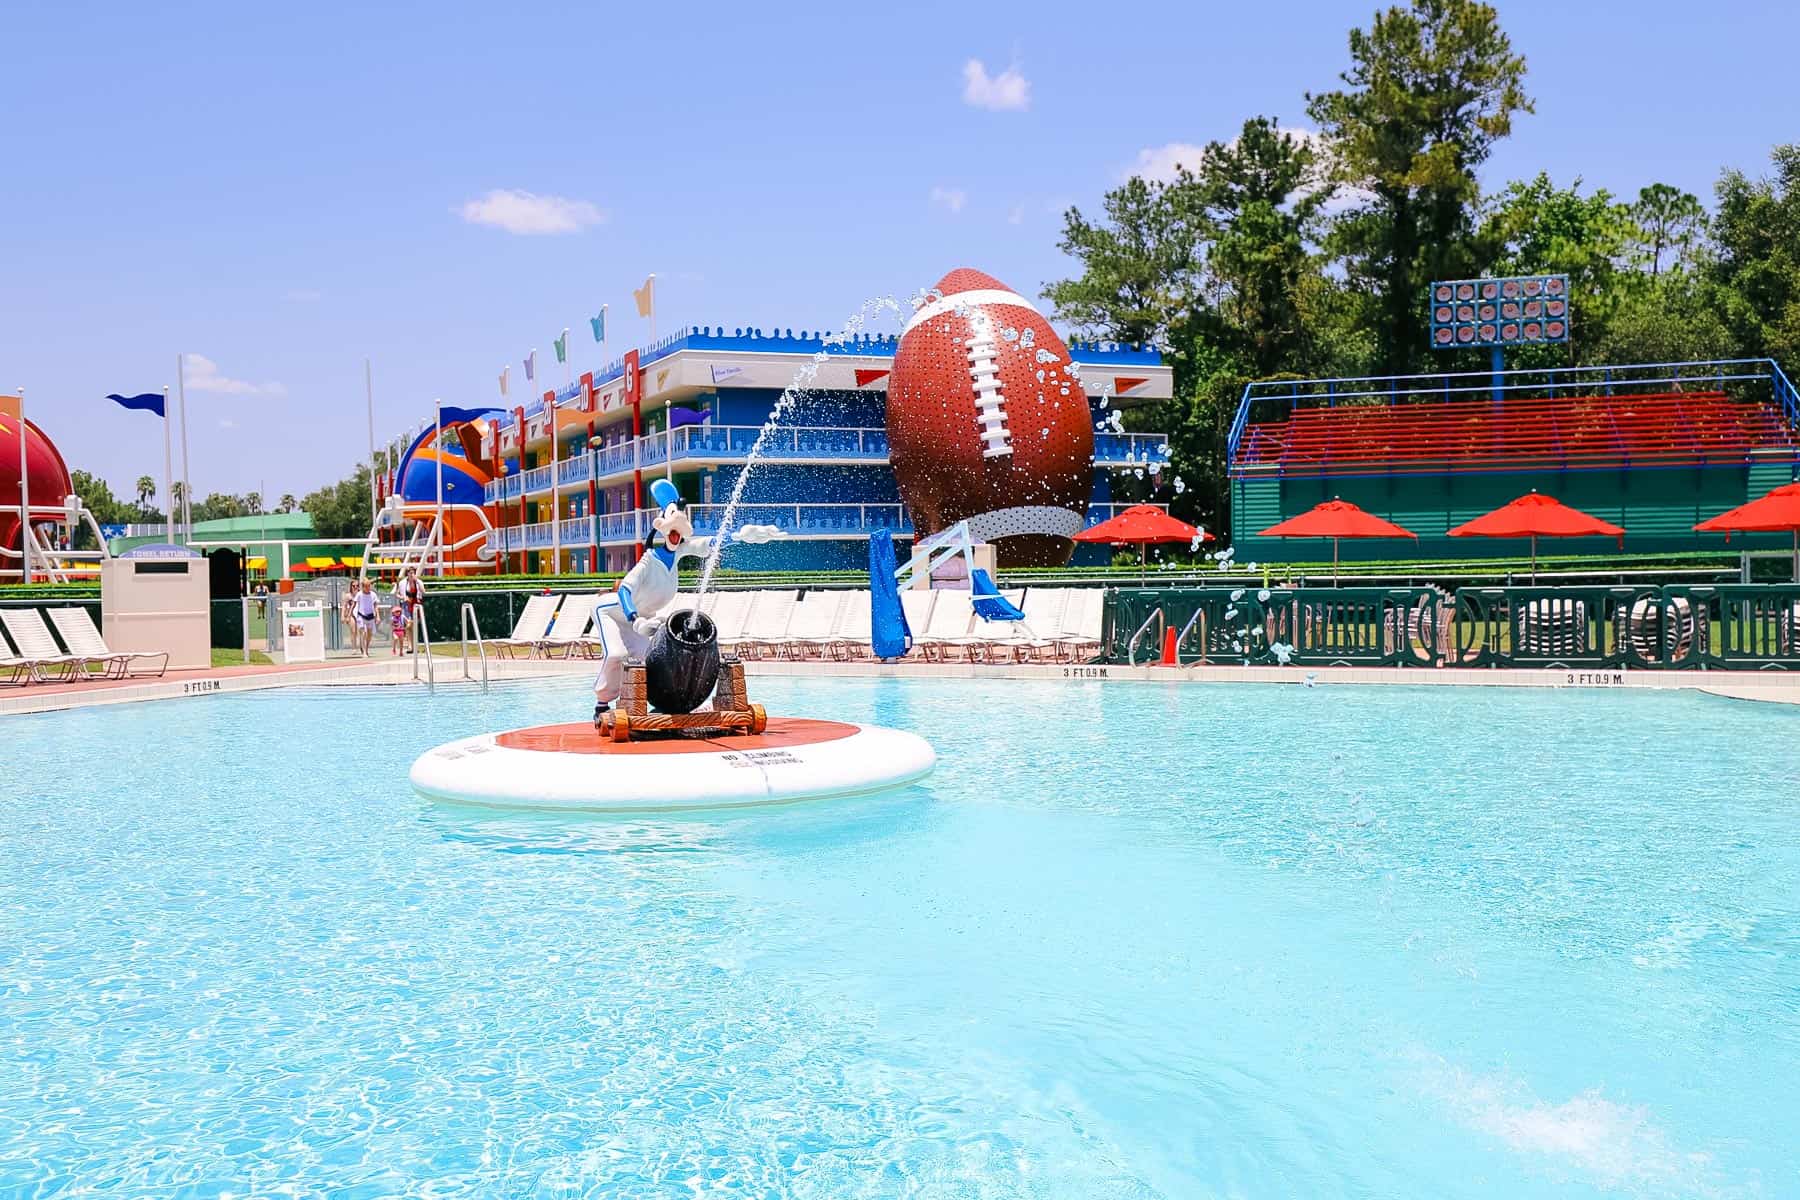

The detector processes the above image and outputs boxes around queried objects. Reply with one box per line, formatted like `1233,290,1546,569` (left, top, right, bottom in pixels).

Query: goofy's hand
632,616,662,640
731,523,789,545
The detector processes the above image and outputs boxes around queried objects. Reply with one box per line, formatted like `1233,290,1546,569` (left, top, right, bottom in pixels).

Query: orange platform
495,717,859,756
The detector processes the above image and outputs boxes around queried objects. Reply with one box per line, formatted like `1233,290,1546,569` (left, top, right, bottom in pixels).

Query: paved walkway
5,654,1797,716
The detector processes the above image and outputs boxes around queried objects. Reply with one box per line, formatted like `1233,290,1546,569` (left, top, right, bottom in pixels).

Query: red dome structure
0,402,75,562
886,268,1095,567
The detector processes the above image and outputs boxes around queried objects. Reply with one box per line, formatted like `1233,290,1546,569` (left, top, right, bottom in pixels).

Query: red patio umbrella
1694,480,1800,581
1257,498,1417,585
1074,504,1211,583
1447,490,1624,582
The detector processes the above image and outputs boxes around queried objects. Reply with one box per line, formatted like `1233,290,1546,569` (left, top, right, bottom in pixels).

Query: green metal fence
1107,585,1800,670
1105,587,1444,667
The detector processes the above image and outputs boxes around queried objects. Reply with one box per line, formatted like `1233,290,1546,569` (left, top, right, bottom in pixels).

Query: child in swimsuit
389,603,407,655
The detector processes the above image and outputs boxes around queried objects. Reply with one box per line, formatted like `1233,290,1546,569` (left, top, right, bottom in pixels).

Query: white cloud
456,188,606,235
184,353,285,397
961,59,1030,112
1129,142,1210,184
929,186,967,215
1007,205,1024,226
1127,126,1372,212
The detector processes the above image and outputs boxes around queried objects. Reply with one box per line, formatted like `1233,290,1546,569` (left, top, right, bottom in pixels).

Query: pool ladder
459,603,489,691
1125,606,1204,666
412,605,436,692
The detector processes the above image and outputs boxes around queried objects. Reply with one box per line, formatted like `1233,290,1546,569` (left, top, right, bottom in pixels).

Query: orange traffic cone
1159,625,1179,666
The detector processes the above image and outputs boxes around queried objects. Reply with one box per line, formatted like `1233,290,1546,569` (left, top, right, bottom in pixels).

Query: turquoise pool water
2,676,1796,1198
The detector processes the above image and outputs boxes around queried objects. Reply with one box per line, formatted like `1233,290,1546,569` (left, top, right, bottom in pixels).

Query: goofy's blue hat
649,478,681,509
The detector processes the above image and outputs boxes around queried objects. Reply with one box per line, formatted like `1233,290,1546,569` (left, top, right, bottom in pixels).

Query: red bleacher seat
1234,391,1798,475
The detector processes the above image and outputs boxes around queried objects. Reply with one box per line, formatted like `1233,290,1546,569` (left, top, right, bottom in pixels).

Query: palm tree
278,493,297,514
245,491,263,515
135,475,155,519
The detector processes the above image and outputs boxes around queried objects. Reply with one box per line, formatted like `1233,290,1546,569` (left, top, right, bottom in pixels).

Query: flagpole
161,387,173,545
434,399,445,578
176,354,191,543
365,357,376,527
649,274,656,343
15,386,28,582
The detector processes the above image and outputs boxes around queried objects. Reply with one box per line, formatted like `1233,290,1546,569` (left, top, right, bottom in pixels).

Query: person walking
353,579,379,656
397,568,425,653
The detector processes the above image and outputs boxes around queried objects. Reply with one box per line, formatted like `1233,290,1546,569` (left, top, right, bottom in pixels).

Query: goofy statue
592,478,783,722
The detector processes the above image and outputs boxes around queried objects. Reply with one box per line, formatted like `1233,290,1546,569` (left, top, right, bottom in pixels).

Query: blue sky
2,0,1795,504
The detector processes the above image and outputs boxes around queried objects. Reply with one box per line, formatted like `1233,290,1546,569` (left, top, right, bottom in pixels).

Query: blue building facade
463,325,1173,574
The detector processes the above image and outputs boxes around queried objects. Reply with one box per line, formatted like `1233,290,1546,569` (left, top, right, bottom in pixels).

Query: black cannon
643,608,722,714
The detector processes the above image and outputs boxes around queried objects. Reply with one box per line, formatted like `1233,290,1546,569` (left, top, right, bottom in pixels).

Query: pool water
2,676,1796,1198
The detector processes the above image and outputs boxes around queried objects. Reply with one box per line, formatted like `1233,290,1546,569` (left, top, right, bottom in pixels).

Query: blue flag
589,310,606,342
107,392,165,417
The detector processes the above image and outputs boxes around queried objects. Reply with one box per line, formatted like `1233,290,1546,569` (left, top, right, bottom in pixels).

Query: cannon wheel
609,712,633,743
749,704,767,734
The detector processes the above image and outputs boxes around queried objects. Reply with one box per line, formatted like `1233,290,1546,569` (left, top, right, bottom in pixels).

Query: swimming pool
2,676,1795,1197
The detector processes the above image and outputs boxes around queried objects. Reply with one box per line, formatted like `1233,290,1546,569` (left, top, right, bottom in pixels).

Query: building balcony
483,426,1169,504
1092,432,1171,468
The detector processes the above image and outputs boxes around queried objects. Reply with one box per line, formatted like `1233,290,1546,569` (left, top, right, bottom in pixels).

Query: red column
581,372,598,574
624,349,644,559
514,404,528,574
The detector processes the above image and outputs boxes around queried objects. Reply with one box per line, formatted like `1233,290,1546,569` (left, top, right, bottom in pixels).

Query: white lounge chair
965,588,1035,662
736,590,798,660
47,607,169,679
537,593,602,658
0,608,91,682
828,589,874,660
991,587,1070,663
917,589,977,661
891,588,936,659
707,590,756,655
782,591,846,660
1054,589,1107,662
490,594,562,658
0,635,30,686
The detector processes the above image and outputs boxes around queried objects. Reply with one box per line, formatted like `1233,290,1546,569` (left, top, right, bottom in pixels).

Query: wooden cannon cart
596,655,768,743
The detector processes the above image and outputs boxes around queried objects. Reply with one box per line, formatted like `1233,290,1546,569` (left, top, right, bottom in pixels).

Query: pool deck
0,655,583,716
3,653,1798,716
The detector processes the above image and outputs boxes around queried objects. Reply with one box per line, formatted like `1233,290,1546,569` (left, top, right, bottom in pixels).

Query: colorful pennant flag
524,350,537,382
590,305,607,343
106,392,166,417
633,275,655,318
498,366,509,396
553,330,568,365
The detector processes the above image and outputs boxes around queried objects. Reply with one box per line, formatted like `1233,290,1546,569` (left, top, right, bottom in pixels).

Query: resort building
444,326,1172,574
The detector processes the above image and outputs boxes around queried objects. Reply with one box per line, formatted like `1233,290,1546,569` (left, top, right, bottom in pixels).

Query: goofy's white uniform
590,535,715,706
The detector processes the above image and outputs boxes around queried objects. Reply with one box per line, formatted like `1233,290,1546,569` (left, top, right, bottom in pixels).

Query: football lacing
965,331,1012,459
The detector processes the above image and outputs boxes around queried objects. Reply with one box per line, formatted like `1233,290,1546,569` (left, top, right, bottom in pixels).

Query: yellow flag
633,274,655,318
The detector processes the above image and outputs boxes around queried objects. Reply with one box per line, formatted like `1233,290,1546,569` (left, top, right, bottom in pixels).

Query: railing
494,502,1165,550
1126,607,1165,665
1093,433,1171,466
1109,587,1444,666
1105,584,1800,670
482,426,1182,504
556,456,590,487
596,509,645,545
412,601,436,691
686,503,911,540
459,602,488,690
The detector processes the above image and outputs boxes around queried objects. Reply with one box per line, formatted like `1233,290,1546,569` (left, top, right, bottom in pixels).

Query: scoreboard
1430,275,1570,348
